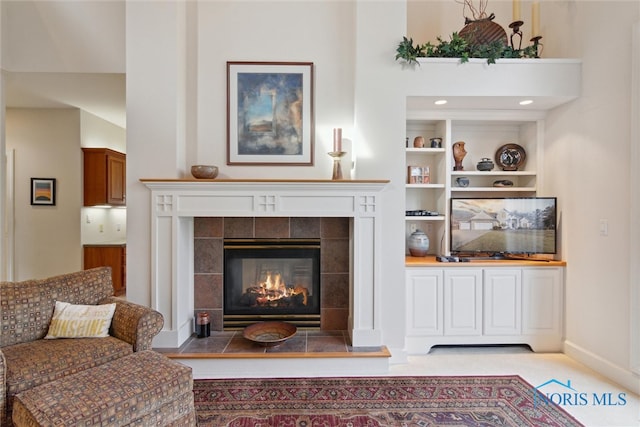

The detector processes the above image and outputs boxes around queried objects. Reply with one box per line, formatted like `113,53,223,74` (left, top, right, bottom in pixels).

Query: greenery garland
395,33,538,65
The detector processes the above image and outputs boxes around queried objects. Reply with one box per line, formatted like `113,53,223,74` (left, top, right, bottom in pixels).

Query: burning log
239,271,310,308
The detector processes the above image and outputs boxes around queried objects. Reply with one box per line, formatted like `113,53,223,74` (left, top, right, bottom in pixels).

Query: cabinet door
483,269,522,335
406,268,443,336
84,246,126,296
522,268,562,336
444,269,482,336
107,154,126,205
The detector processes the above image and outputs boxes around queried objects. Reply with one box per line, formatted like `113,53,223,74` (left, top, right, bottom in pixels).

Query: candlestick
529,35,543,58
512,0,521,22
333,128,342,152
328,151,346,180
509,20,524,50
531,1,540,37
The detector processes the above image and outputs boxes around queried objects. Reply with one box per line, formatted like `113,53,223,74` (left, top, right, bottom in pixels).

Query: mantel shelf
140,178,389,183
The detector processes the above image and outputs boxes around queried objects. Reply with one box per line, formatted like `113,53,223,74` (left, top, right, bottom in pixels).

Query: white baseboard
564,340,640,395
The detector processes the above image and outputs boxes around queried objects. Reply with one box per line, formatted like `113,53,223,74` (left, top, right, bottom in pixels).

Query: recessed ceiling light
519,100,534,105
434,99,448,105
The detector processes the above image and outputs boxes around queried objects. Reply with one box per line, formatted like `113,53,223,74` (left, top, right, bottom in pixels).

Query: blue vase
408,230,430,257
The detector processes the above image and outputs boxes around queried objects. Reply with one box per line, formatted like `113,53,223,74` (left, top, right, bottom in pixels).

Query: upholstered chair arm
0,348,7,427
102,298,164,352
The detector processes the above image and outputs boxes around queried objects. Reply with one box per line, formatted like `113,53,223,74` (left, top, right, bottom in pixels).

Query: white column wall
125,1,408,357
125,1,191,307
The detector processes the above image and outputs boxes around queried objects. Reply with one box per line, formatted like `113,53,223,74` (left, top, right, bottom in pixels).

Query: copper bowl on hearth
243,321,297,347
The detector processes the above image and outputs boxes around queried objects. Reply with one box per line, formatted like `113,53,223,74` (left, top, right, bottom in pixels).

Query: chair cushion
12,351,194,426
45,301,116,339
3,337,132,418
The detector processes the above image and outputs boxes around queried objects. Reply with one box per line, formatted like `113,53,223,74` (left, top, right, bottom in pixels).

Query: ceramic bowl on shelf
190,165,219,179
456,176,470,187
476,158,495,171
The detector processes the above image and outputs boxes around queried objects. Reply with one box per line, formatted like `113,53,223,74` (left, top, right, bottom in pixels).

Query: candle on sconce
531,1,540,36
333,128,342,152
512,0,521,22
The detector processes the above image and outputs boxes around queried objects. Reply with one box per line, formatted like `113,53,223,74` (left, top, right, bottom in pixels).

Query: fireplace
141,179,387,349
223,239,321,328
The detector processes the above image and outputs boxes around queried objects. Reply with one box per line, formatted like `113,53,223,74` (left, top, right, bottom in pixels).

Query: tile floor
391,345,640,427
156,329,386,356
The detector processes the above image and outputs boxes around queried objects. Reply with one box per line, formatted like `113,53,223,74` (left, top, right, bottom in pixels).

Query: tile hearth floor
155,329,390,358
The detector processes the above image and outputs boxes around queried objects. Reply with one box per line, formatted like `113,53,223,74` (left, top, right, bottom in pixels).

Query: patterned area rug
193,375,584,426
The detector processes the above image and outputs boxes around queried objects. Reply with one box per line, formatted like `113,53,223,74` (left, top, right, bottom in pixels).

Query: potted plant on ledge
396,0,539,65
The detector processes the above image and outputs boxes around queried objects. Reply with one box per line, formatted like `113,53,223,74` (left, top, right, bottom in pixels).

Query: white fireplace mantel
141,179,389,349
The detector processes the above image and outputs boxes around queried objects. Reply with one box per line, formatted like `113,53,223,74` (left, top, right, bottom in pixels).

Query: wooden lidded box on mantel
82,148,126,206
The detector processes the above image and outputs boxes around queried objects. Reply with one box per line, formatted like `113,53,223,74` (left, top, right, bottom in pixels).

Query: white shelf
406,184,445,189
405,216,445,221
405,148,445,154
451,171,537,176
451,187,537,192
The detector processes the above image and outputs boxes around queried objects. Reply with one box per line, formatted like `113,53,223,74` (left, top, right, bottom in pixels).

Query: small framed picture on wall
30,178,56,206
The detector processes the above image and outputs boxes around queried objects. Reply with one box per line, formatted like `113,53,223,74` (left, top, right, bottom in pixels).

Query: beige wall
541,1,639,390
5,108,82,280
5,108,127,279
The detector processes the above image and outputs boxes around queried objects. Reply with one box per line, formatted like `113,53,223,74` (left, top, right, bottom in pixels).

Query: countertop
406,255,566,267
83,241,126,247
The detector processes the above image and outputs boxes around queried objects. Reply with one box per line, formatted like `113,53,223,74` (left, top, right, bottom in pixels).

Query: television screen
450,197,557,255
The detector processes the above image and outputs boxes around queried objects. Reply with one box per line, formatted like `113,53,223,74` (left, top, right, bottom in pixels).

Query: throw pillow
45,301,116,339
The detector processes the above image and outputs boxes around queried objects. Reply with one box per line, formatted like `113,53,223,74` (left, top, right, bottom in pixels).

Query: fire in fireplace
223,239,321,328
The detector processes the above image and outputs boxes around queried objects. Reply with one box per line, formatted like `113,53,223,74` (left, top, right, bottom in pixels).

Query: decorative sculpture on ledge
453,141,467,171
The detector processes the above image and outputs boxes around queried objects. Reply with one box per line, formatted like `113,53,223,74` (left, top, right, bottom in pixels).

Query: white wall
125,0,409,356
5,108,82,280
541,1,640,392
2,0,124,73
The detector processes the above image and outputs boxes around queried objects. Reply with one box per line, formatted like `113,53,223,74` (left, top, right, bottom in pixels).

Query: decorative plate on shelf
495,144,526,171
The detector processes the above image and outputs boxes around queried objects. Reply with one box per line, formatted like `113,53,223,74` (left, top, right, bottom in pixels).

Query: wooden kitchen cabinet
82,148,126,206
84,244,126,296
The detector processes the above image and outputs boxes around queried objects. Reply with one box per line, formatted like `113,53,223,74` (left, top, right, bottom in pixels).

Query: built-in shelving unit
402,59,581,354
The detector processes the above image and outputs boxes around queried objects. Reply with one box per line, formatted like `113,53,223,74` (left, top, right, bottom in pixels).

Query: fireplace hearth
223,239,321,329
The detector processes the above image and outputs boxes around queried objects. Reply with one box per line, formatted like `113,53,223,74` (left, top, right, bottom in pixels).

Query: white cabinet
483,269,521,336
443,269,482,336
406,269,443,336
406,265,564,353
522,268,563,337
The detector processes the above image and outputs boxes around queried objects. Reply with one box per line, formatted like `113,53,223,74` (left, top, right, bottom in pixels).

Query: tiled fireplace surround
142,179,388,352
193,216,350,331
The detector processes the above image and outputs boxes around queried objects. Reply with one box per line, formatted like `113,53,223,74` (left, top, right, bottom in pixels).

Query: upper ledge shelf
404,58,582,112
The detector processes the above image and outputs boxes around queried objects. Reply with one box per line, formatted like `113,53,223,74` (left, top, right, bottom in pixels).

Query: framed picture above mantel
227,61,314,166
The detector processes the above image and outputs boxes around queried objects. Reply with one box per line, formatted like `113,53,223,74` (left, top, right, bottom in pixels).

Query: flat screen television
450,197,557,257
